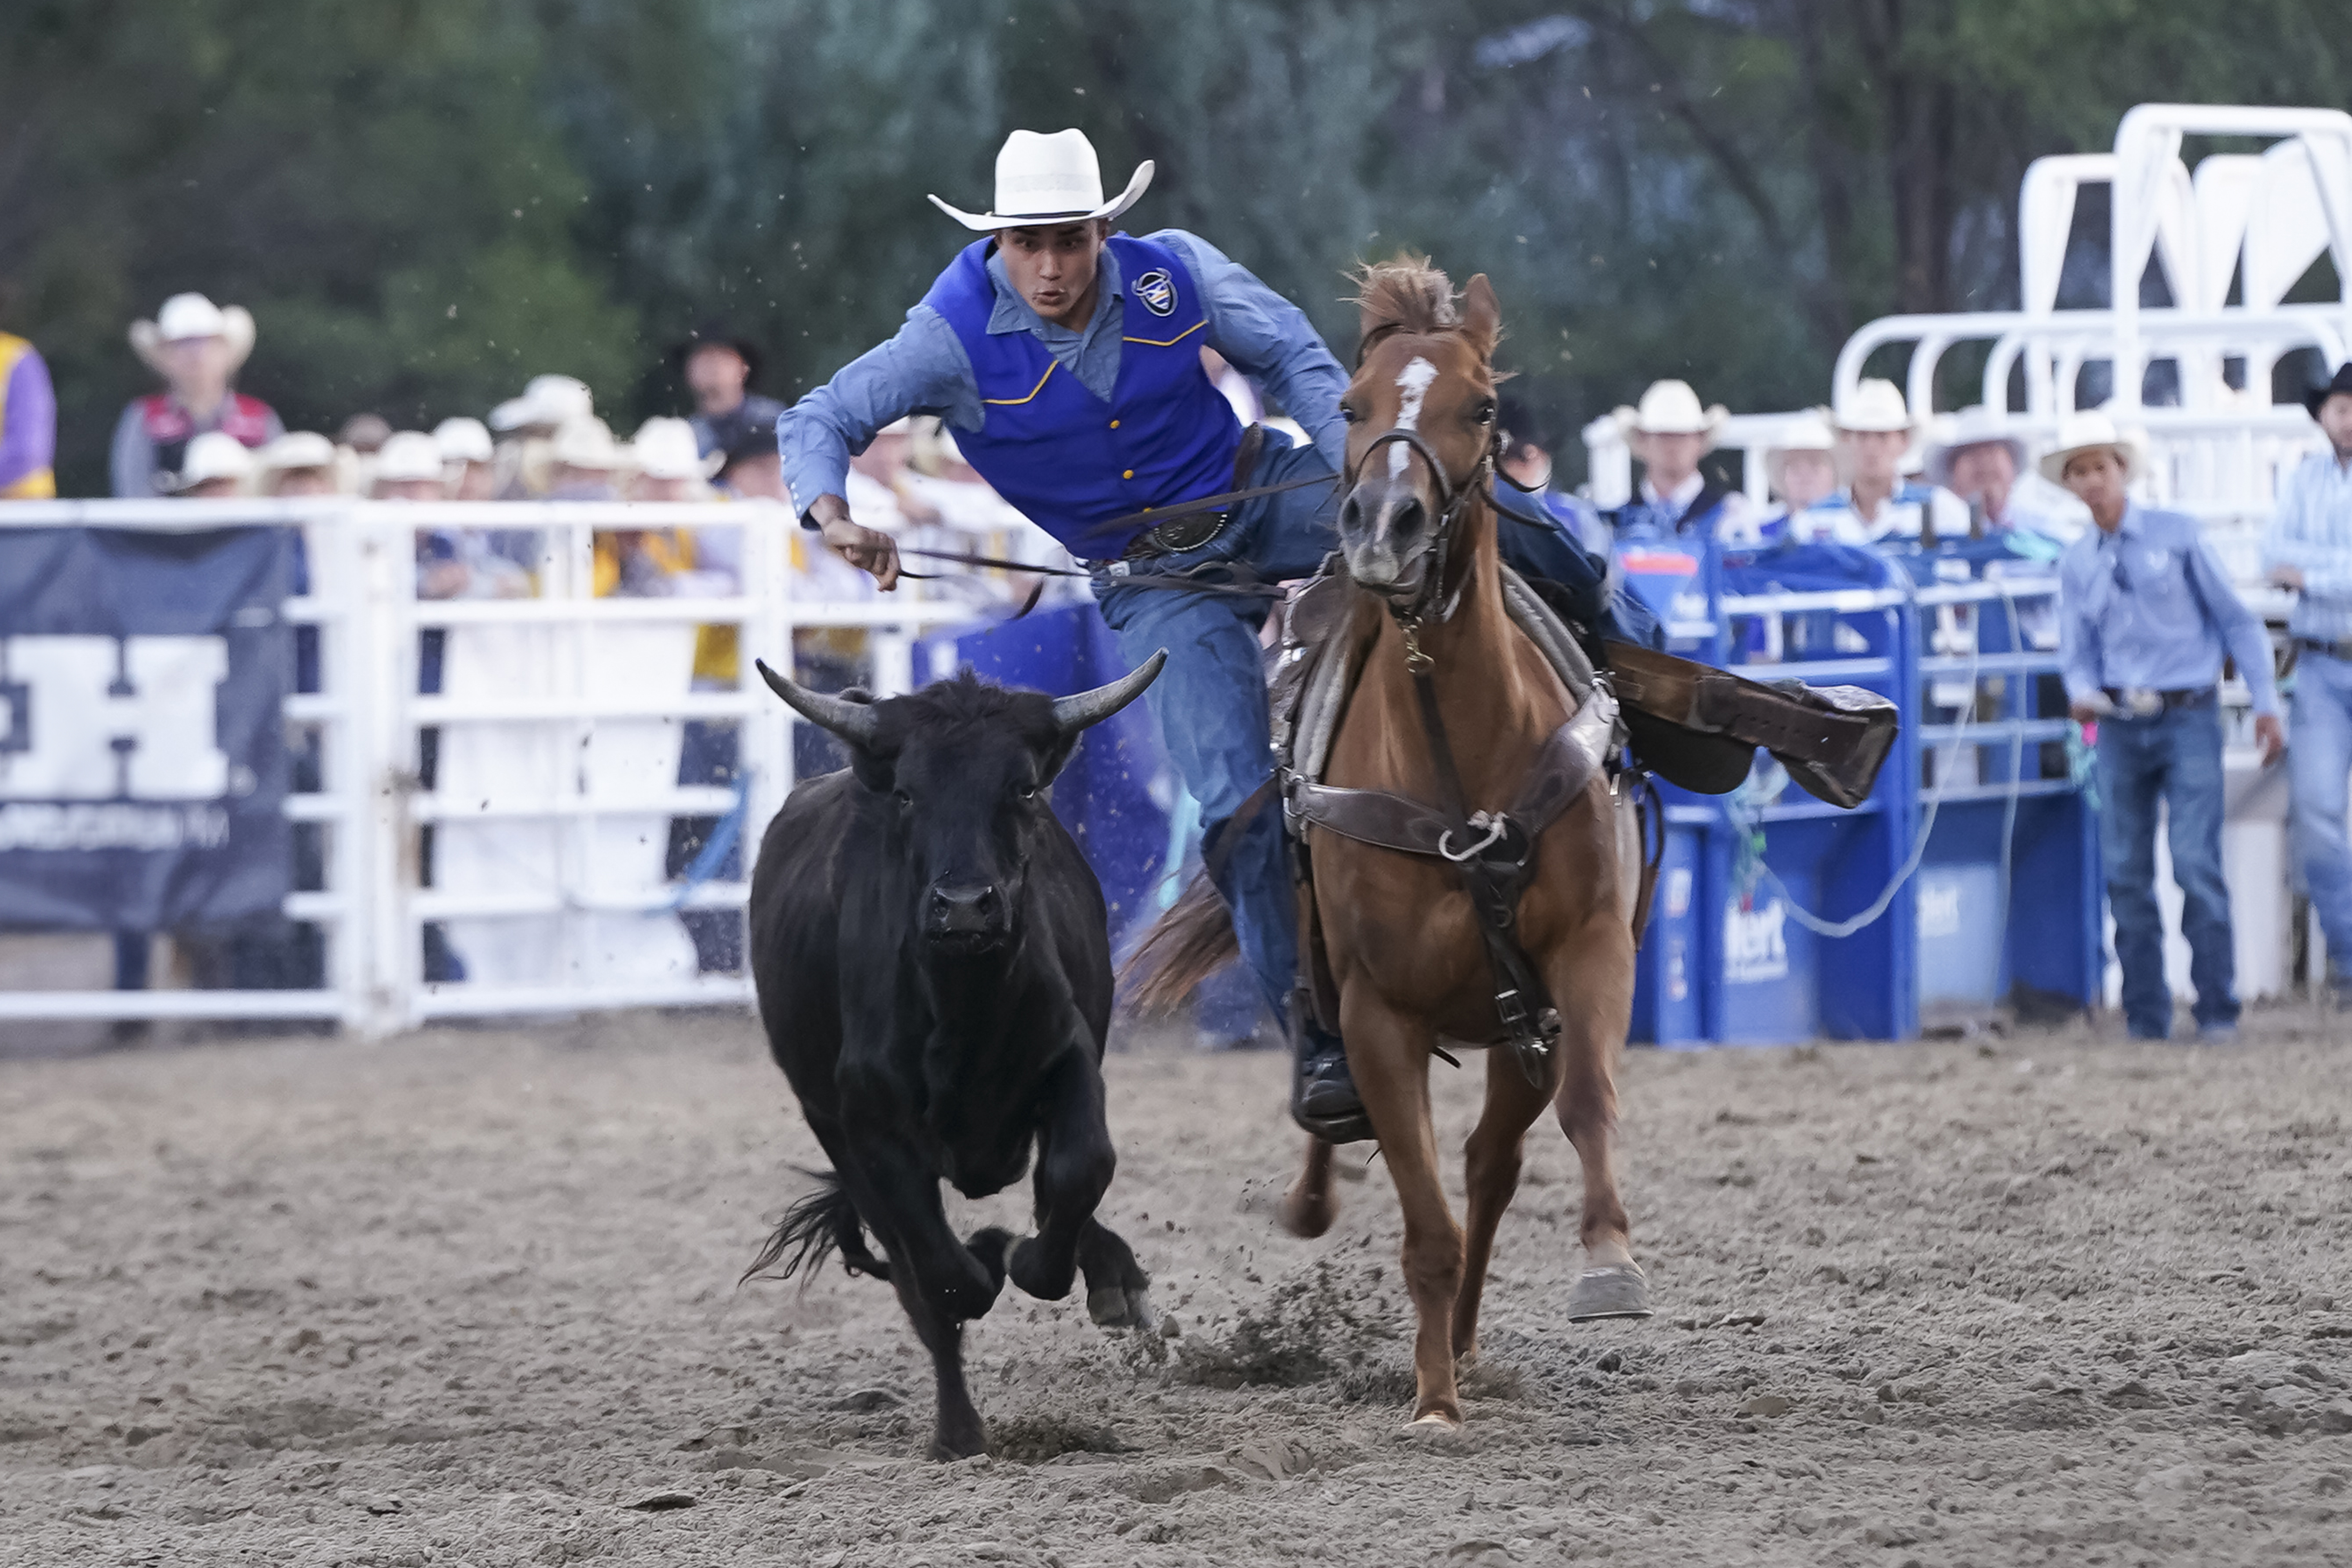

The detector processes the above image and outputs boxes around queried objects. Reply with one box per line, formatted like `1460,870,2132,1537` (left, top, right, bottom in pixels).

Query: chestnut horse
1140,258,1650,1431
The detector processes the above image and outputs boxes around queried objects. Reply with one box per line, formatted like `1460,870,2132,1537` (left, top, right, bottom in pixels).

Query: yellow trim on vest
1121,319,1207,350
983,363,1058,406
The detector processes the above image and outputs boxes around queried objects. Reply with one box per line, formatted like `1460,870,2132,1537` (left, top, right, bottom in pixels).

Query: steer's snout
924,881,1007,950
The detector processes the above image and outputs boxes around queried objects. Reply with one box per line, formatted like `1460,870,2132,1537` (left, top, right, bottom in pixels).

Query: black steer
744,652,1165,1460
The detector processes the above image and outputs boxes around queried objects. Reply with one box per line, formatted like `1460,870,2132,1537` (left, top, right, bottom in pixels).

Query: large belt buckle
2122,686,2165,717
1103,559,1132,579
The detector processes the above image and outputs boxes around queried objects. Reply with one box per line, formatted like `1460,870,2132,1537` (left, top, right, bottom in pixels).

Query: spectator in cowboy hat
255,431,346,497
112,292,283,497
627,416,720,503
716,425,787,501
371,430,448,501
1757,411,1843,544
433,416,497,500
1923,404,2086,545
2262,360,2352,1001
1824,378,1965,544
337,413,392,456
166,430,256,498
675,321,786,461
488,374,594,497
2054,407,2281,1043
1599,379,1753,648
546,416,622,499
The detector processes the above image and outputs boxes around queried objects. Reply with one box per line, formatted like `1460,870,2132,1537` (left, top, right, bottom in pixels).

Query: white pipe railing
0,500,1031,1035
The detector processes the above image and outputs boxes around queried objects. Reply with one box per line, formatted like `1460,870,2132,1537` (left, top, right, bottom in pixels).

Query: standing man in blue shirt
2263,361,2352,998
2055,410,2285,1042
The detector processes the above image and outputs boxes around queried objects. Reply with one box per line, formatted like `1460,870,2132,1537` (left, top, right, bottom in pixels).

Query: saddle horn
1050,649,1167,735
755,658,882,748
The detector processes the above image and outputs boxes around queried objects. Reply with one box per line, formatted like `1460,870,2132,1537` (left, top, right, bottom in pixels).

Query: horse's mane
1352,254,1457,336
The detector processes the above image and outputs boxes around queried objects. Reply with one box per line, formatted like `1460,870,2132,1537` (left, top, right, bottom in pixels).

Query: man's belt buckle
2121,687,2166,717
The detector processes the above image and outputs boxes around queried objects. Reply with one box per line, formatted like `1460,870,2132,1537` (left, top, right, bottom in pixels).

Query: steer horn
755,658,882,747
1050,649,1167,734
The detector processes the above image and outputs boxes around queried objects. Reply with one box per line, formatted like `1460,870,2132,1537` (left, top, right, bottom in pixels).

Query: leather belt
2101,684,2216,712
2297,636,2352,662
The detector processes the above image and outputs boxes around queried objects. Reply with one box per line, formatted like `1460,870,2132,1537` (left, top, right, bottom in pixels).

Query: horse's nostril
1339,494,1363,532
1390,496,1426,536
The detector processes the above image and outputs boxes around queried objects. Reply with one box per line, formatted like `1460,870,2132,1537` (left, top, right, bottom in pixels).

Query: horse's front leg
1548,925,1652,1321
1341,980,1463,1428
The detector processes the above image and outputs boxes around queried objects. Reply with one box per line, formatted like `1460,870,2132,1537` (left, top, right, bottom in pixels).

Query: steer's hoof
1566,1262,1653,1321
1088,1284,1156,1332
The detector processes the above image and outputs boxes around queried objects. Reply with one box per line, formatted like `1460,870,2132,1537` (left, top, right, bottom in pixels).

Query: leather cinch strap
1283,684,1615,860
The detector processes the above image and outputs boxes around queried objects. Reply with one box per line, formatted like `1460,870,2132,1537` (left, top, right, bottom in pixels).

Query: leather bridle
1341,423,1497,633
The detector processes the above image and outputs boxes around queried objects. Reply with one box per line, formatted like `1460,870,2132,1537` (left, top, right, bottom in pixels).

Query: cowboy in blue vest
779,129,1647,1143
1602,381,1755,660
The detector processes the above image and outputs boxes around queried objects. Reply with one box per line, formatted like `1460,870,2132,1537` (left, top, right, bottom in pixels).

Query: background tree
4,0,2348,494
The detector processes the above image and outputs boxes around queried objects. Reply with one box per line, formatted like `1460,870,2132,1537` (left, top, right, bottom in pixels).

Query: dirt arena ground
2,1007,2348,1568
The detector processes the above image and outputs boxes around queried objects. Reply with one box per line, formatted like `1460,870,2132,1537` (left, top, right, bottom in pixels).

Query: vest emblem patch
1132,269,1177,317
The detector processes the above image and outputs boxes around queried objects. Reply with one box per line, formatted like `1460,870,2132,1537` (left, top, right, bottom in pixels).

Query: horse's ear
1461,274,1501,361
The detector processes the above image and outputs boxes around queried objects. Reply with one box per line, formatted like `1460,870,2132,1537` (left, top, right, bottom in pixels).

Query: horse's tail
741,1168,889,1285
1120,871,1241,1015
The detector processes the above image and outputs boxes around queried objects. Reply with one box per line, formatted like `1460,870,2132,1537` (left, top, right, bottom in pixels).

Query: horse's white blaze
1388,356,1439,478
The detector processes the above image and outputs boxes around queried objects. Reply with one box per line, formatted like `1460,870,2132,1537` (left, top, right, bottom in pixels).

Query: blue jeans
1096,432,1336,1029
2289,650,2352,973
2096,701,2237,1037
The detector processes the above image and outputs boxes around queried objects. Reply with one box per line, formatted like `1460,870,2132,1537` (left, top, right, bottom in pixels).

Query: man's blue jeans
2095,701,2238,1038
1094,432,1336,1029
2288,650,2352,974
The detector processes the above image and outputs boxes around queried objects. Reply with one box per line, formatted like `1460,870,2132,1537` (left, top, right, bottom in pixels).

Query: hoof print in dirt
624,1490,696,1512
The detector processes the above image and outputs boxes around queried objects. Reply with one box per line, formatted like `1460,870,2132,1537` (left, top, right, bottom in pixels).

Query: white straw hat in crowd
255,431,337,474
433,416,494,466
630,417,721,481
373,430,446,485
548,416,622,472
2038,408,2148,486
929,129,1154,232
167,431,256,494
1762,411,1837,493
1832,377,1922,435
1923,405,2029,489
1610,379,1726,440
490,374,593,434
130,292,257,377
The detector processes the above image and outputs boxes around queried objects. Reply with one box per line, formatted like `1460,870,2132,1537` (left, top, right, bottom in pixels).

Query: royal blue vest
922,234,1244,560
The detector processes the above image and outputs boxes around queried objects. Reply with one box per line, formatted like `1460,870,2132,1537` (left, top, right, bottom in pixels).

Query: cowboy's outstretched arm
777,306,981,590
1152,230,1350,474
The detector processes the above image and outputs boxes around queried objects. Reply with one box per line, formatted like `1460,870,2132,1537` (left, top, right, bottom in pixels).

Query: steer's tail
1119,871,1241,1016
741,1168,889,1285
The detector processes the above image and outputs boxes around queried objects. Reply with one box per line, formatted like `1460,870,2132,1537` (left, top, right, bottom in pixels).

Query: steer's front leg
1005,1034,1123,1311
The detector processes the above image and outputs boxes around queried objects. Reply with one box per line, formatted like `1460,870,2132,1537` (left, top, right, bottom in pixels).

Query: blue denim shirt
2059,502,2279,715
777,229,1349,520
2261,449,2352,643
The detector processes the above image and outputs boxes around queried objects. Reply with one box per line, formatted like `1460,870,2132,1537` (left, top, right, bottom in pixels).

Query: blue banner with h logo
0,526,295,930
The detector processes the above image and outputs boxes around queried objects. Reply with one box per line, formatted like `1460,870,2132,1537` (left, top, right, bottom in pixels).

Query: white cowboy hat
373,431,446,486
490,374,593,433
255,431,337,473
928,129,1154,232
1832,377,1922,435
432,416,494,466
130,292,257,377
630,417,722,482
2038,408,2148,485
167,431,256,494
1609,379,1727,439
1923,405,2029,489
548,416,621,471
1762,411,1837,493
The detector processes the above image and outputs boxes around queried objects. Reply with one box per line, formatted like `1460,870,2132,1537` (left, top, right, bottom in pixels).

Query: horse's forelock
1353,255,1457,339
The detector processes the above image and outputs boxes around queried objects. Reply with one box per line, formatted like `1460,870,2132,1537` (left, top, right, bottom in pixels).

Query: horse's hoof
1566,1262,1653,1321
1277,1188,1338,1239
1088,1284,1155,1332
1400,1411,1463,1438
